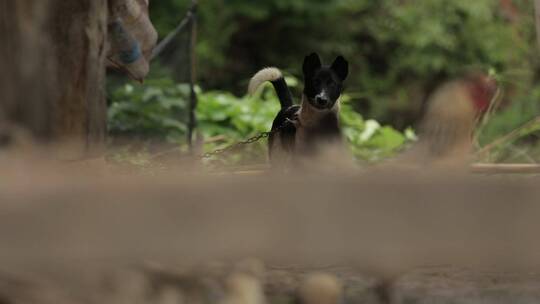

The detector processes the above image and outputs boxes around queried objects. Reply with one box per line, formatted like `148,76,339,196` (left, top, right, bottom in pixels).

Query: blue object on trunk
109,19,142,64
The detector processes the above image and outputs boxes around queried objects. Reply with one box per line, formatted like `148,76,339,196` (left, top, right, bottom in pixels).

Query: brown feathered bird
398,73,497,167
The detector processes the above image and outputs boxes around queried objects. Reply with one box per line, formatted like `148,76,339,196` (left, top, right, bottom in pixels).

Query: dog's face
303,53,349,110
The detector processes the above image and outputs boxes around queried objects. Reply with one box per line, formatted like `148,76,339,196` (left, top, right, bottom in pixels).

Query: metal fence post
187,0,198,153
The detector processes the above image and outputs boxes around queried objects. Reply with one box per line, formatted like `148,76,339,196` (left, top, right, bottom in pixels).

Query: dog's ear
303,53,322,77
331,56,349,81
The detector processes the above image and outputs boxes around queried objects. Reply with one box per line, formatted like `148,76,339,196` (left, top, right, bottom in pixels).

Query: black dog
248,53,349,166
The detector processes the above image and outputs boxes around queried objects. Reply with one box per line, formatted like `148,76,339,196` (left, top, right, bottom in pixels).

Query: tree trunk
49,0,108,159
0,0,55,142
0,0,108,159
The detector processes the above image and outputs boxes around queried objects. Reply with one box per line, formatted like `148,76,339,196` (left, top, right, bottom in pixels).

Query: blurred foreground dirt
0,157,539,303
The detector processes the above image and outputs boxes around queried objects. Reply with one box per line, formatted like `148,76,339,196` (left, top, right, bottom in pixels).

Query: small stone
298,273,343,304
222,273,267,304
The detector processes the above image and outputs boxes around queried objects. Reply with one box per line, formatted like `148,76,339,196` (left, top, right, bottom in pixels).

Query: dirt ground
0,157,539,303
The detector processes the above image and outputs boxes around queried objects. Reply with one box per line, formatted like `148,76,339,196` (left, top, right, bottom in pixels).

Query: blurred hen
397,73,497,167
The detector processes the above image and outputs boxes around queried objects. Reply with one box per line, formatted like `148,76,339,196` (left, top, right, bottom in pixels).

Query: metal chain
200,119,294,159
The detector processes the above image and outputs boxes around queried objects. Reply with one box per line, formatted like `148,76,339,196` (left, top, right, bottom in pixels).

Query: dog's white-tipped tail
248,67,283,95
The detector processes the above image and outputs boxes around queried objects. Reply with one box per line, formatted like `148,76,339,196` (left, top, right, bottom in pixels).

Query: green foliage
108,79,413,165
476,84,540,163
479,86,540,146
195,88,281,165
116,0,540,165
197,90,280,139
336,0,527,124
150,0,536,127
340,100,412,162
108,77,189,143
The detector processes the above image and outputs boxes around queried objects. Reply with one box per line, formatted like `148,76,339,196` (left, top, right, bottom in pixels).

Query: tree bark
0,0,55,142
0,0,108,159
48,0,108,159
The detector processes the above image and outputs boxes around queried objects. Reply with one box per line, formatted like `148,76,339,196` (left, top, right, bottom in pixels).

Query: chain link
200,119,294,159
200,131,271,159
